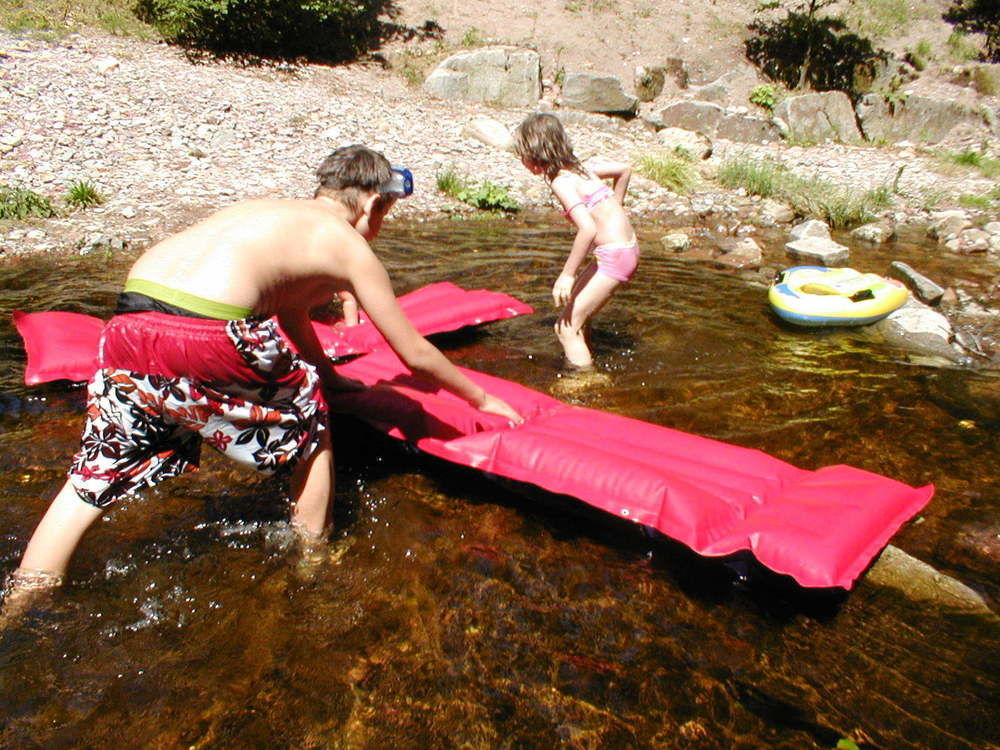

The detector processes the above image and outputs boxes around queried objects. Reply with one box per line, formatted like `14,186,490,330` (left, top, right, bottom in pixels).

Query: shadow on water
0,216,997,748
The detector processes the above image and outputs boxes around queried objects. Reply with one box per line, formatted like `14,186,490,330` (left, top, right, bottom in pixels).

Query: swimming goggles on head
380,167,413,199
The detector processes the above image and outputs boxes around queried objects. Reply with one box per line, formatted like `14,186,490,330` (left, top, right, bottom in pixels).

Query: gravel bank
1,31,997,259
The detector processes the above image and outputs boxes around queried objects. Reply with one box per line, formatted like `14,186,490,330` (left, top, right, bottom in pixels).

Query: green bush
436,169,519,212
134,0,390,61
944,0,999,62
0,185,56,220
749,83,778,110
745,3,886,95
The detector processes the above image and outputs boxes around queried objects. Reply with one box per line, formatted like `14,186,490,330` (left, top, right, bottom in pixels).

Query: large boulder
655,101,780,144
561,73,639,115
423,47,541,107
773,91,864,144
856,93,995,144
869,298,962,362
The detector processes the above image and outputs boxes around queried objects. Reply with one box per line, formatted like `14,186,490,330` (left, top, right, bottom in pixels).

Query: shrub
944,0,999,62
0,185,56,220
634,150,697,194
745,1,886,95
717,157,782,197
134,0,390,61
749,83,778,110
436,169,519,212
65,180,105,209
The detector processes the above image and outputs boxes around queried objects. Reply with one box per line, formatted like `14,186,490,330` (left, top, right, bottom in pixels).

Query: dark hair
512,113,586,181
314,144,393,211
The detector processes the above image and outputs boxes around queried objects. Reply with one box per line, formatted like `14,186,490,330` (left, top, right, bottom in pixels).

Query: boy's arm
343,241,523,424
337,290,359,326
277,308,365,393
589,159,632,204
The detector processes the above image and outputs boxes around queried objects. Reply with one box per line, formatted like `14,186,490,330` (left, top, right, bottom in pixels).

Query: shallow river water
0,216,997,748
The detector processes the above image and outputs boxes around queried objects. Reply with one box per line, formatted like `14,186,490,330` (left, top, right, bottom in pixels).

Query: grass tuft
717,156,894,229
634,150,697,194
64,180,105,209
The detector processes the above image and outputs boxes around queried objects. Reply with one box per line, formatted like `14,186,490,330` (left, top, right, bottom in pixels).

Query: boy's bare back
128,197,369,317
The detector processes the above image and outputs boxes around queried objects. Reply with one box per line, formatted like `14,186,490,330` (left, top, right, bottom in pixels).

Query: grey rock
461,117,514,151
660,232,690,251
423,47,541,108
773,91,864,144
655,101,780,143
655,100,723,135
928,210,972,240
561,72,638,114
866,545,993,616
789,218,831,241
856,93,995,144
851,221,896,243
889,261,945,304
655,127,712,159
785,236,849,265
870,298,961,361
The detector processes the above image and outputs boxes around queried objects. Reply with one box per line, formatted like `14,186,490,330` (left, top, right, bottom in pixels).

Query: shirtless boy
7,145,522,595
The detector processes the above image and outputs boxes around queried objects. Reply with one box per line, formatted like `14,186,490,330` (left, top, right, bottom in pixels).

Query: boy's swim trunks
69,312,328,508
594,240,640,282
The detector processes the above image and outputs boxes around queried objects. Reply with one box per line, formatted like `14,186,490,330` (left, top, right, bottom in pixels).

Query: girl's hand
552,273,575,307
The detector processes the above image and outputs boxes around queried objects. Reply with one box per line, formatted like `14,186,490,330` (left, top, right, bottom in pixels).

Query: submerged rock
866,545,994,617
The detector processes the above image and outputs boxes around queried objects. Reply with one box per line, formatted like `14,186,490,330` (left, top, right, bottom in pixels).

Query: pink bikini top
562,182,614,218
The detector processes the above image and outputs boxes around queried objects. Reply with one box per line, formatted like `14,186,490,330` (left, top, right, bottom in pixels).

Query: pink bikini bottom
593,240,640,282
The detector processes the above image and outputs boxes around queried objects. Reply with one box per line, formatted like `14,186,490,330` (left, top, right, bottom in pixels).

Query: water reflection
0,216,996,748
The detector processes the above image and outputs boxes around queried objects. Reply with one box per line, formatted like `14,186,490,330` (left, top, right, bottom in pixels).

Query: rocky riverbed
1,30,998,362
1,31,996,246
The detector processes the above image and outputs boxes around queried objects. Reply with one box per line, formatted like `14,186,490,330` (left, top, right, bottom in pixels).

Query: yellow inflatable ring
769,265,909,327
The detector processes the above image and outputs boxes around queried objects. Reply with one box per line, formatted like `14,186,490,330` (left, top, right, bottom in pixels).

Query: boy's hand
476,392,524,426
552,273,575,307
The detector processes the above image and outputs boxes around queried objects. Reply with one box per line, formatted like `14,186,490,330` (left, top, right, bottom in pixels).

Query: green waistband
123,279,253,320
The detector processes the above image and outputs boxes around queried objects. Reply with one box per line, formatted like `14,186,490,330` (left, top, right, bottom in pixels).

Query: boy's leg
17,480,105,580
556,268,620,368
288,430,333,539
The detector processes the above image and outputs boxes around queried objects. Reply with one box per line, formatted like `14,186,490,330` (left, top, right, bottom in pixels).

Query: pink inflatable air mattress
12,283,932,588
329,349,933,590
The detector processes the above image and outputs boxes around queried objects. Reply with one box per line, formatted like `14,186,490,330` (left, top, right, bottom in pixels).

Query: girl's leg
556,265,620,368
289,430,333,540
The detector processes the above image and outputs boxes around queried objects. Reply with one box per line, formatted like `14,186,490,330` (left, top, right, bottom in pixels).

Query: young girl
513,113,637,369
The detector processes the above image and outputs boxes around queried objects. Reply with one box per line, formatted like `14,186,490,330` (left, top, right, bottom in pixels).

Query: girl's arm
550,177,597,306
590,159,632,205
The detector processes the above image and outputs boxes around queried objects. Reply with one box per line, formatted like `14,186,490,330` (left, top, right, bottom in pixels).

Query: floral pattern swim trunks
69,312,328,508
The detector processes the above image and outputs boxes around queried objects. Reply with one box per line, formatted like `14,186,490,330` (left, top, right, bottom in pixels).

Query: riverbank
1,29,998,262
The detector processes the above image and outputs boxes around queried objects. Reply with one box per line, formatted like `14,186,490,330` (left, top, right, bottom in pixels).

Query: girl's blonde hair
513,113,586,181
